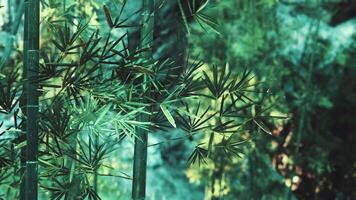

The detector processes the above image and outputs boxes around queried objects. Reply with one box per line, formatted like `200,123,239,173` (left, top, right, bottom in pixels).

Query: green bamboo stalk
94,133,99,192
131,0,154,199
132,127,148,200
24,0,40,199
19,1,29,199
25,49,39,200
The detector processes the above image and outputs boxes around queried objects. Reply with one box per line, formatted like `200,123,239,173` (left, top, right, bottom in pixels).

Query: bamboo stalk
131,0,154,199
24,0,40,199
25,49,39,200
132,126,148,200
19,1,29,199
94,133,99,192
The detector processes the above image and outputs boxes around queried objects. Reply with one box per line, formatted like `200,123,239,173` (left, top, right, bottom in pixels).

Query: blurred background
1,0,355,199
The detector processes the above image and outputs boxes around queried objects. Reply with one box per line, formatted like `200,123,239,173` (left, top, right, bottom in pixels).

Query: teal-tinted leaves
99,32,127,61
40,99,72,156
216,136,246,160
38,51,64,83
176,102,216,133
61,63,101,103
0,140,13,183
41,99,71,139
50,22,88,53
0,68,20,114
178,58,205,97
103,1,137,29
42,178,71,199
70,94,125,137
42,176,86,200
0,122,5,137
187,145,209,167
219,94,254,118
0,165,12,186
114,107,151,141
0,156,12,170
203,65,232,99
177,0,191,34
250,104,288,135
39,157,70,178
229,69,258,103
160,104,176,128
65,136,117,172
253,118,271,135
150,109,174,131
207,132,214,157
103,5,114,28
79,30,102,66
213,119,241,134
177,0,220,34
82,187,102,200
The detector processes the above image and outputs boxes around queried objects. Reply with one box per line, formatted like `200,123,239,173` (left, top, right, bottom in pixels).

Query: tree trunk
131,0,154,199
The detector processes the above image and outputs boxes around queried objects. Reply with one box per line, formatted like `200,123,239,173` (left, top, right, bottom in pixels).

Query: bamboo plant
0,1,277,199
19,1,29,199
131,0,154,199
24,0,40,199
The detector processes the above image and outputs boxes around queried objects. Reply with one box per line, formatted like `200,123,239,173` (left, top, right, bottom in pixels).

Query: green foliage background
0,0,355,199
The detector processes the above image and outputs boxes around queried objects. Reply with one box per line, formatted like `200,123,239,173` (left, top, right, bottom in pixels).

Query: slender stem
19,2,29,199
25,0,40,199
25,50,39,200
132,123,148,200
94,133,98,192
7,0,12,26
132,0,154,199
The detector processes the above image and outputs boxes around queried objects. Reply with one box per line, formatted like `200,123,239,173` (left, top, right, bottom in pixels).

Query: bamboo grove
0,0,281,199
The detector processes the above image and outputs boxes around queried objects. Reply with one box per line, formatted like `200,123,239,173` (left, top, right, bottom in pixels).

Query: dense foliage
0,0,355,199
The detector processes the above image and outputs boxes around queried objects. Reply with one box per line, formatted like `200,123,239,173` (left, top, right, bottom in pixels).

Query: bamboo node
25,105,39,108
26,161,38,164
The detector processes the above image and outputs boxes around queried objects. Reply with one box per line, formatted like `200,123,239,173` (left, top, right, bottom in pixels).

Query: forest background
0,0,355,199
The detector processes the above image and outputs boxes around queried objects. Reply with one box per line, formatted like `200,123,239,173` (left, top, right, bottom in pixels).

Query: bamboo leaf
94,104,111,126
160,104,176,128
207,132,214,157
253,119,272,135
196,0,209,13
103,5,114,28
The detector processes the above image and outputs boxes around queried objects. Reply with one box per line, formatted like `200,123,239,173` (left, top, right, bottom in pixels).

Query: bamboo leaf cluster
0,1,275,199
